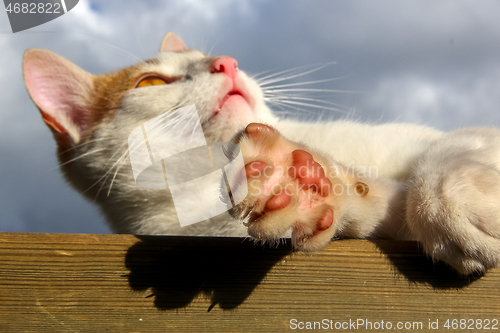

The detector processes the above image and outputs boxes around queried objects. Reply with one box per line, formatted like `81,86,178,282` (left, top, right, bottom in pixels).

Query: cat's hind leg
407,128,500,274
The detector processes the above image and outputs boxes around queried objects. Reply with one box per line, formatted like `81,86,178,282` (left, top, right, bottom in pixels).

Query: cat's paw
407,160,500,275
228,123,338,250
225,122,386,252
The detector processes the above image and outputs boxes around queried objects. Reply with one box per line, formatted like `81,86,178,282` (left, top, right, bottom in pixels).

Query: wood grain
0,232,499,332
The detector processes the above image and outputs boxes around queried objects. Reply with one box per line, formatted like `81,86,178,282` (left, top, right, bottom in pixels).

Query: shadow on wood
125,236,481,313
372,239,482,288
125,235,292,311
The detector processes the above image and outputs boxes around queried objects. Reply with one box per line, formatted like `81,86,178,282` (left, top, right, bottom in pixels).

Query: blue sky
1,0,500,233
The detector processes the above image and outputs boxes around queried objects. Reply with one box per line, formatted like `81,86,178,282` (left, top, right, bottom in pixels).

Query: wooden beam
0,232,499,332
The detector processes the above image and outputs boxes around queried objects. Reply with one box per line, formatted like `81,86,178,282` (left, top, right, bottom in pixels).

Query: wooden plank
0,232,499,332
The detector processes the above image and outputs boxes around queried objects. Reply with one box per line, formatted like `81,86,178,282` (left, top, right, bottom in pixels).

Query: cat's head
22,32,276,233
23,32,274,146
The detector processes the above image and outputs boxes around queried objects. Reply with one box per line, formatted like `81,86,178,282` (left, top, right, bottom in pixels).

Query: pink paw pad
313,208,334,235
245,123,276,137
288,150,332,196
265,190,292,211
317,208,334,230
245,161,269,178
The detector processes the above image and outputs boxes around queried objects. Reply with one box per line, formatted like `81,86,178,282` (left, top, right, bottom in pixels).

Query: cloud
68,0,114,36
362,65,500,130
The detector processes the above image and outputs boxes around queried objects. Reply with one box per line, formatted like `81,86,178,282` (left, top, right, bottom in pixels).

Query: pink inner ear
23,49,93,142
160,32,188,53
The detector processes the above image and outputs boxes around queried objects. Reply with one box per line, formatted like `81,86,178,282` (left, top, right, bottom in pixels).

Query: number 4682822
443,319,498,330
5,3,61,14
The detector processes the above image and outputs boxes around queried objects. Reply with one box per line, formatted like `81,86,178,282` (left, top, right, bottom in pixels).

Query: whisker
107,100,197,186
199,37,208,55
267,99,349,114
207,37,221,57
56,148,107,168
64,28,143,63
254,63,317,81
107,150,130,196
57,138,108,156
264,88,361,94
249,68,275,79
92,98,202,199
256,62,336,85
144,109,192,147
90,148,130,199
134,28,148,59
266,100,321,116
85,138,136,199
265,95,349,110
262,76,350,89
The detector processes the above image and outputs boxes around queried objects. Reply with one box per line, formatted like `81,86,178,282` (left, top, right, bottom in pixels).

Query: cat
23,32,500,275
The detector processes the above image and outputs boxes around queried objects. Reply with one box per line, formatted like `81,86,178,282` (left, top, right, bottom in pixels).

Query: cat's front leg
227,123,406,250
406,128,500,275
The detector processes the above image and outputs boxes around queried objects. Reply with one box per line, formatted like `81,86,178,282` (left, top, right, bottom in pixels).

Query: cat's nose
210,57,238,80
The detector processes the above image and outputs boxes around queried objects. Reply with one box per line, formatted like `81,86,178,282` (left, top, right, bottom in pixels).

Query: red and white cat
23,33,500,275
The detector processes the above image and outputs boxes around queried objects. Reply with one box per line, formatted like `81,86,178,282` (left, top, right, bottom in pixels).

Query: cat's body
23,33,500,275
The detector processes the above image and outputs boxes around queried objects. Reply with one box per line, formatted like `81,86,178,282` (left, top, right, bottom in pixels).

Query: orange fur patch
90,65,139,125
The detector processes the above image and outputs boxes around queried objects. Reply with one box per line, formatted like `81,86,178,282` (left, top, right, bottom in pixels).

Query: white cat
23,32,500,275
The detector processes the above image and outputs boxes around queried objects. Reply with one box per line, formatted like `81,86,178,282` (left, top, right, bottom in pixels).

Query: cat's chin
215,94,254,122
220,94,249,111
220,91,246,107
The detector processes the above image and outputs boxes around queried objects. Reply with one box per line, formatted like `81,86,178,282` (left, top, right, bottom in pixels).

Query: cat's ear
23,49,93,144
160,32,187,53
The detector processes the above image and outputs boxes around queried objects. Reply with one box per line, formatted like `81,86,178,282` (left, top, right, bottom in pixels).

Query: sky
1,0,500,234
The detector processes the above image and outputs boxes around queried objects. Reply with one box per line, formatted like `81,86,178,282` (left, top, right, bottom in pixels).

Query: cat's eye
137,77,167,87
134,74,178,88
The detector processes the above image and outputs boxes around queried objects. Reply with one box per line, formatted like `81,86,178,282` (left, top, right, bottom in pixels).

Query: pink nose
210,57,238,80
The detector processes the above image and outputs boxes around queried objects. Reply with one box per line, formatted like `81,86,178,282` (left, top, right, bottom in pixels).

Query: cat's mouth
202,85,253,129
220,89,247,108
207,88,250,122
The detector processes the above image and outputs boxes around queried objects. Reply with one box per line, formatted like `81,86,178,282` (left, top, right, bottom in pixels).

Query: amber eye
134,74,177,88
137,77,167,87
